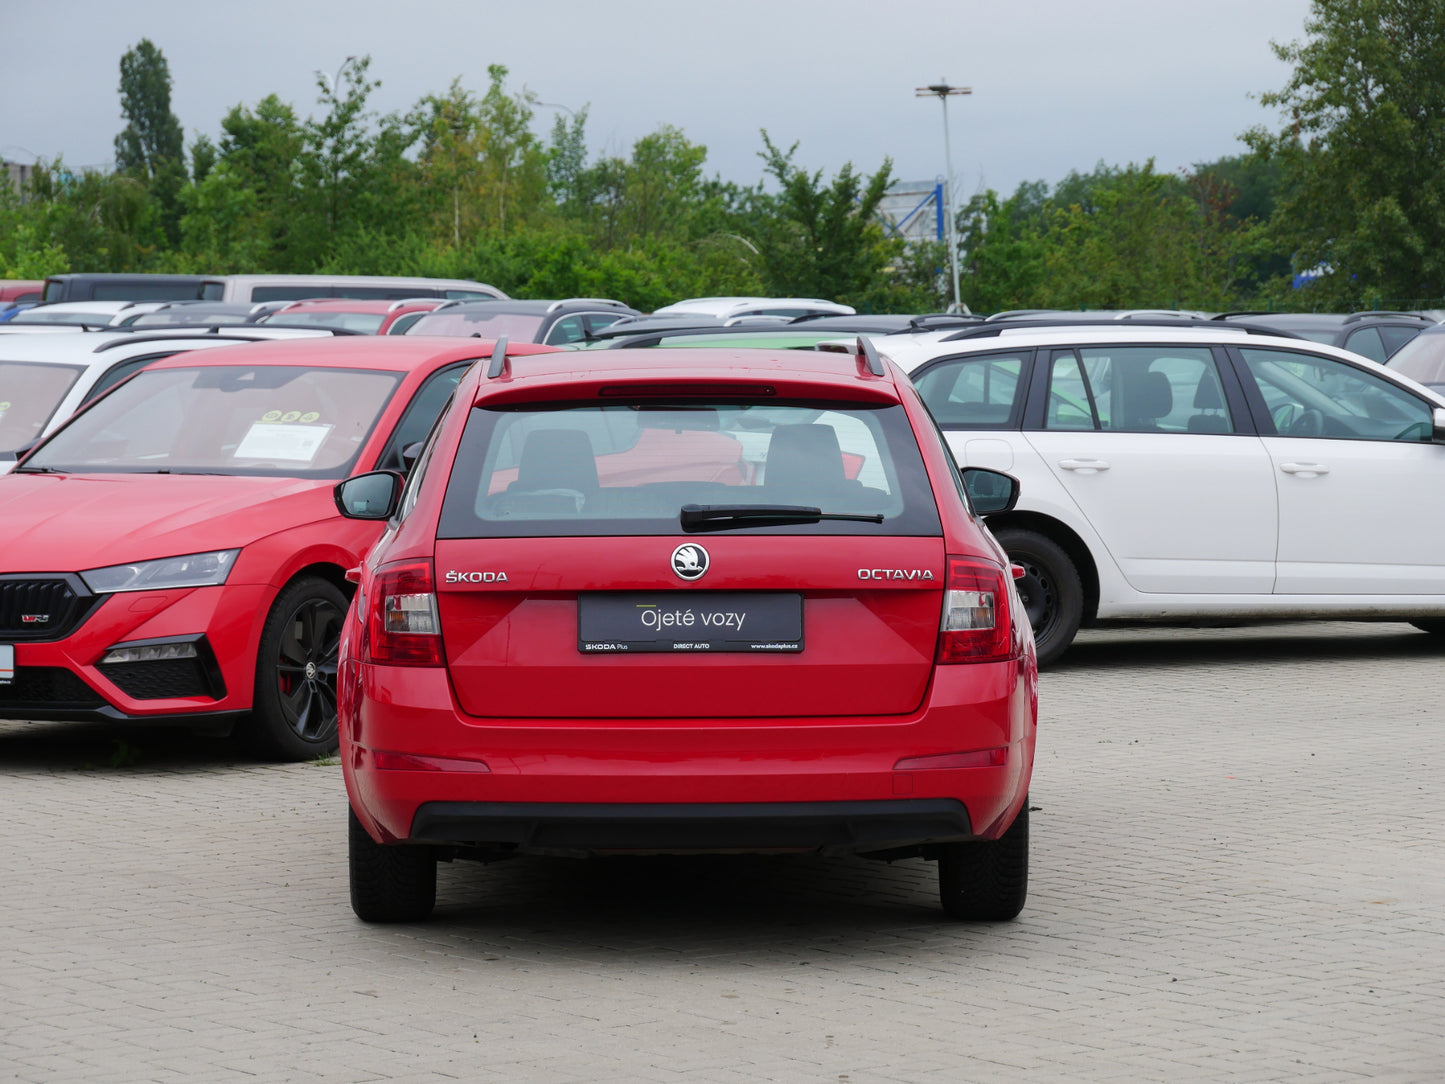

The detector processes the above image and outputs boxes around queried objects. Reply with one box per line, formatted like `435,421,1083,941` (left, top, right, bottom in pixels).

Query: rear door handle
1280,462,1330,476
1058,458,1111,473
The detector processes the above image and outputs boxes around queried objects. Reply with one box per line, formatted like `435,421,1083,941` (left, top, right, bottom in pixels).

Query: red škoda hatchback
334,339,1038,922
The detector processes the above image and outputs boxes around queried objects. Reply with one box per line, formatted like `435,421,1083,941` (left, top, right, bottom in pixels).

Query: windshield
24,364,401,476
0,361,86,451
438,400,941,538
266,311,385,334
407,311,545,340
1388,332,1445,390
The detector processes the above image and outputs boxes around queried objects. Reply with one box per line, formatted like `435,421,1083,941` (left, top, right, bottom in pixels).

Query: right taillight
365,559,444,667
936,555,1014,664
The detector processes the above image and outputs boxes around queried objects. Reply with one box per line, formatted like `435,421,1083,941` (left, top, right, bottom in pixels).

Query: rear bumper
411,798,974,857
342,658,1036,854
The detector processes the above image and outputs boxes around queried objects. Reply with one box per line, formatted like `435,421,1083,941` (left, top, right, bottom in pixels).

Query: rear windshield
0,361,85,452
438,400,942,538
23,364,400,477
409,311,545,340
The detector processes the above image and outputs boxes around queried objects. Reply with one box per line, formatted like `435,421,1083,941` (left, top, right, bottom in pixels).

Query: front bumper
2,583,269,723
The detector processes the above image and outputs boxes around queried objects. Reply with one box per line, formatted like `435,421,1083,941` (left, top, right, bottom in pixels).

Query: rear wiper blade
13,465,67,474
680,503,884,532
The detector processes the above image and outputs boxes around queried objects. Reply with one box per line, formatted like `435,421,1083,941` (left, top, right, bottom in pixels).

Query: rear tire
348,807,437,923
992,528,1083,667
938,804,1029,921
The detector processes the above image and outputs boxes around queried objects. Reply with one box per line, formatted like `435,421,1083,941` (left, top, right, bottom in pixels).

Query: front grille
97,657,215,700
0,667,105,709
0,575,100,641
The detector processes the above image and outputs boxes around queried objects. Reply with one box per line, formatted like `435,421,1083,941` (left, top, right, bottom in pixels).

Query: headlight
81,549,241,594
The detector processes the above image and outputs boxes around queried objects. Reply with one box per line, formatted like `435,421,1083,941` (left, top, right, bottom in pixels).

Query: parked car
202,275,507,304
0,336,557,759
261,297,450,335
403,298,641,345
331,340,1036,923
0,328,335,474
1386,323,1445,393
651,296,857,319
1212,310,1435,362
857,318,1445,664
0,280,43,306
40,273,214,303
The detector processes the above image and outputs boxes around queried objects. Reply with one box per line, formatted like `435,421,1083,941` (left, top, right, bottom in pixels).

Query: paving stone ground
1,621,1442,1083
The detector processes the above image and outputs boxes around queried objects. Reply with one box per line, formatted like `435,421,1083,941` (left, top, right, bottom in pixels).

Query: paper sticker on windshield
234,423,332,462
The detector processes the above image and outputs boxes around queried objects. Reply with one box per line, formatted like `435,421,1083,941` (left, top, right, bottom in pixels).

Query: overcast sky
3,0,1318,199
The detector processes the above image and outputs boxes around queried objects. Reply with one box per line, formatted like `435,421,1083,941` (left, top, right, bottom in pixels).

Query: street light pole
315,56,357,98
916,80,972,313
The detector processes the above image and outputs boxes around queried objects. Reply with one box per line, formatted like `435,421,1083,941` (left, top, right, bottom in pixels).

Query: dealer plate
578,593,802,653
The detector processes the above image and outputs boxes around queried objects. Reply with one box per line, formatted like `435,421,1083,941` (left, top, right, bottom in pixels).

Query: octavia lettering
857,569,937,581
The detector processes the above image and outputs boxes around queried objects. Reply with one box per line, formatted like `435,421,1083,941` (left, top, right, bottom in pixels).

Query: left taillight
936,555,1015,664
364,559,444,667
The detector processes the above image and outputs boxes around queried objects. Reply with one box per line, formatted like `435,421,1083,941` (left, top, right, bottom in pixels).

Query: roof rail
89,330,330,352
940,317,1306,342
387,297,443,312
1343,310,1430,323
857,336,885,377
487,336,510,379
546,298,630,313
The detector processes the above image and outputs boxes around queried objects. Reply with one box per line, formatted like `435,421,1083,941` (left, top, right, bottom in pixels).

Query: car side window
1074,346,1233,434
86,354,173,403
1045,352,1096,430
1239,347,1433,441
1379,325,1422,358
1343,327,1387,363
912,351,1027,428
375,363,468,472
545,315,587,345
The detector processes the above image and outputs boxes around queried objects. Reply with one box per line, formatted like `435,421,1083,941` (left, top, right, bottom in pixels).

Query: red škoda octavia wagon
335,339,1038,922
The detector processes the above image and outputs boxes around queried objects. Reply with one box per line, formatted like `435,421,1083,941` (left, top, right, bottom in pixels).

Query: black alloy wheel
248,576,348,760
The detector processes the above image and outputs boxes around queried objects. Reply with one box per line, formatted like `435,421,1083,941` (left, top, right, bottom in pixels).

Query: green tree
114,39,184,178
752,132,901,309
1244,0,1445,304
113,39,185,244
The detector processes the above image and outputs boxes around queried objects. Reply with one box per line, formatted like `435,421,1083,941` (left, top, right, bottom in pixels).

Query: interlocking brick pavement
1,621,1442,1082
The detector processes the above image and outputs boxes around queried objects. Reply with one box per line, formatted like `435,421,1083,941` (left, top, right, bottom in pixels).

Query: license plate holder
578,593,802,654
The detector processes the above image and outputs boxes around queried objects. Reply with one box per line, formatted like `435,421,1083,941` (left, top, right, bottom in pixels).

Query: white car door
1235,346,1445,594
1023,344,1278,594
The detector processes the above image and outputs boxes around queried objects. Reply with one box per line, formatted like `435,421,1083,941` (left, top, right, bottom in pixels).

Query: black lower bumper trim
410,799,974,856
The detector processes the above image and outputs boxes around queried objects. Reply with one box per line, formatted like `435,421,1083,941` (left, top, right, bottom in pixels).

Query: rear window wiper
680,503,884,532
13,465,67,474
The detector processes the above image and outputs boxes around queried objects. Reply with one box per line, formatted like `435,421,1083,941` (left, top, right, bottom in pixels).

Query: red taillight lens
365,560,444,667
936,555,1014,664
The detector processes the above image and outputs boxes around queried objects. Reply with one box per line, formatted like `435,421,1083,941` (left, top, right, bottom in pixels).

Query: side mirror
334,471,403,520
961,467,1020,516
1433,407,1445,443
